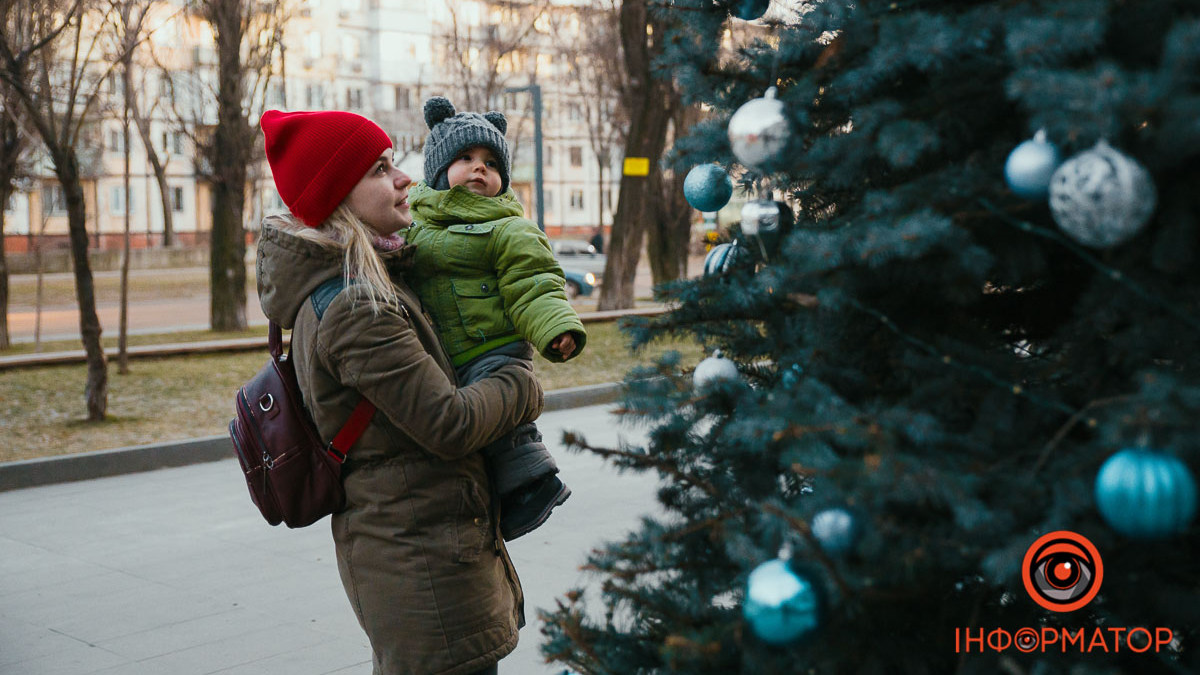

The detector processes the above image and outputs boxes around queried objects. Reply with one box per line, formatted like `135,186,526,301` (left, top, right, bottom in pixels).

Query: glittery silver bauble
728,87,789,170
683,164,734,213
693,349,739,389
743,559,819,645
811,507,861,555
740,200,794,262
729,0,770,20
1048,140,1157,248
1005,129,1061,199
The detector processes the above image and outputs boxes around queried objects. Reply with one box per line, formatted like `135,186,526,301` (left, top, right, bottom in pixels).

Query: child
404,96,586,541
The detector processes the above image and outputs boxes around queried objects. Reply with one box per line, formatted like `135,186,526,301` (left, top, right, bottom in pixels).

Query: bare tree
109,0,150,373
598,0,677,310
0,91,36,351
552,2,626,239
0,0,130,419
190,0,285,331
438,0,548,112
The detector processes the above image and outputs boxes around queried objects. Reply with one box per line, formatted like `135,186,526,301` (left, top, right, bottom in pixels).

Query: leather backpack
228,277,375,528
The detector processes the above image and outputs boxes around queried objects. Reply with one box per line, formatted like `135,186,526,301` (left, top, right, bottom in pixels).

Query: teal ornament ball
703,241,753,277
728,87,789,170
743,559,819,645
1005,129,1061,199
684,164,734,213
729,0,770,20
1095,448,1197,539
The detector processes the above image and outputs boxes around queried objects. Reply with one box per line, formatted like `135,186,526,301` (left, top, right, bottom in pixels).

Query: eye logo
1022,531,1103,613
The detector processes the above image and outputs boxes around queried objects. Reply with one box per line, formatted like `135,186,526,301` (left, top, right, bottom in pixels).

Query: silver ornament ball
1048,140,1157,248
1004,129,1061,199
743,559,820,645
728,87,789,170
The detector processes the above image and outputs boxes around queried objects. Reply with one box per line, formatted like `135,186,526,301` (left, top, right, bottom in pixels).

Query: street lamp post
503,83,544,231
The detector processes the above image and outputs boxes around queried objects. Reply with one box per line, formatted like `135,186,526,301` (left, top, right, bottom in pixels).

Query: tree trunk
119,63,132,374
55,153,108,420
597,0,672,311
0,183,10,351
647,101,699,286
131,99,174,247
208,0,249,332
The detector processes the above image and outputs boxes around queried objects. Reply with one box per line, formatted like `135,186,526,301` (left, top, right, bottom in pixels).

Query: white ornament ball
728,86,789,170
811,508,860,555
693,349,739,389
1004,129,1061,199
1048,140,1157,248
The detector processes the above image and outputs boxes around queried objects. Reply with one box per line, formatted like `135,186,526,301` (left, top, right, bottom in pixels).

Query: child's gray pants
455,341,557,496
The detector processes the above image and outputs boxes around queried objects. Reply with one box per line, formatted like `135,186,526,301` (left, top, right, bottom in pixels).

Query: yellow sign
623,157,650,176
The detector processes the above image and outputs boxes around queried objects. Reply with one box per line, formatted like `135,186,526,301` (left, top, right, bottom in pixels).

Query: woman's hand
550,332,577,359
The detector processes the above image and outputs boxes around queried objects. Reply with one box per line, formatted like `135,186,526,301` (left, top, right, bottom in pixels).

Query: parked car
561,266,597,299
551,239,607,278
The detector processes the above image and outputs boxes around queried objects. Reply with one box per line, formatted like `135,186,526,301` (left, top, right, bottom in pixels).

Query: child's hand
550,332,577,359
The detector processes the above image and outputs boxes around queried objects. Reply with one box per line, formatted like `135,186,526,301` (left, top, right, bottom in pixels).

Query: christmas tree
541,1,1200,672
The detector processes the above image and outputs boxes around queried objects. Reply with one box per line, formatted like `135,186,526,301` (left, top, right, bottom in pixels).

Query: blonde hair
274,205,399,315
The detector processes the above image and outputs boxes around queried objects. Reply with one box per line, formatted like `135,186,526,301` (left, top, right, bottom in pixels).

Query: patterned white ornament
1048,140,1157,248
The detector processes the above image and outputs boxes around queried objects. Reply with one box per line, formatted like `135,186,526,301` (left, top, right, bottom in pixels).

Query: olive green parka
256,221,543,674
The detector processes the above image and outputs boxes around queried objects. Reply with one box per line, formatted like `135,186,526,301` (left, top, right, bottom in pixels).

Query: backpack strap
302,275,377,463
310,276,348,320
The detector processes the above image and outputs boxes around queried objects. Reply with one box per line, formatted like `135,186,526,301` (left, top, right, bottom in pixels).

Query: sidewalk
0,404,660,675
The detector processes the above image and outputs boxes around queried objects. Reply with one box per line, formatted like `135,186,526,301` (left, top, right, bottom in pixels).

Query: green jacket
406,181,587,366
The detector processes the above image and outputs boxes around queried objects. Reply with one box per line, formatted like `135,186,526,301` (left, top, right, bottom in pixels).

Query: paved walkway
0,405,660,675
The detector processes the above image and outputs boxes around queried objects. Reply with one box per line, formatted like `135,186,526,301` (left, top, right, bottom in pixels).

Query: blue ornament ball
683,164,733,213
743,559,819,645
1095,448,1198,539
730,0,770,20
1005,130,1061,199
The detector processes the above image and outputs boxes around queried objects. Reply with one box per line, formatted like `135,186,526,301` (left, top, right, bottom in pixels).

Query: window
110,186,136,215
42,184,67,214
341,34,361,61
347,88,363,110
305,31,322,59
171,186,184,212
305,84,324,108
544,189,553,211
161,130,183,155
4,193,16,212
568,103,583,121
109,129,125,152
569,146,583,168
545,146,553,167
394,85,410,110
569,189,584,210
603,190,612,210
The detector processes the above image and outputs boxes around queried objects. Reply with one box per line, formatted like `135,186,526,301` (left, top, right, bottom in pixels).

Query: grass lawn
0,321,700,463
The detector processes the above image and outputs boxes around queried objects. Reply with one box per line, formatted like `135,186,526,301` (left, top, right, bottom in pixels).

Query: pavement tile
0,405,661,675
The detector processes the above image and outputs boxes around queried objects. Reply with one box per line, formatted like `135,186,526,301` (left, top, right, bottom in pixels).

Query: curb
0,382,622,493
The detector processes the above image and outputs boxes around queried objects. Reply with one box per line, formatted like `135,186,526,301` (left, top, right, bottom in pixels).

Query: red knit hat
261,109,393,228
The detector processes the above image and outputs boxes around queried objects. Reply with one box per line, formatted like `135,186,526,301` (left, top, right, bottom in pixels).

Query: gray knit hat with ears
422,96,511,193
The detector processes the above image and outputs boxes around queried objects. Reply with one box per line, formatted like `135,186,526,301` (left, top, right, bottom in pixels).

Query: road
6,257,702,344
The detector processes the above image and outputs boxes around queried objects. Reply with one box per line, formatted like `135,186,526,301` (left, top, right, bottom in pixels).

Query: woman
256,109,542,675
